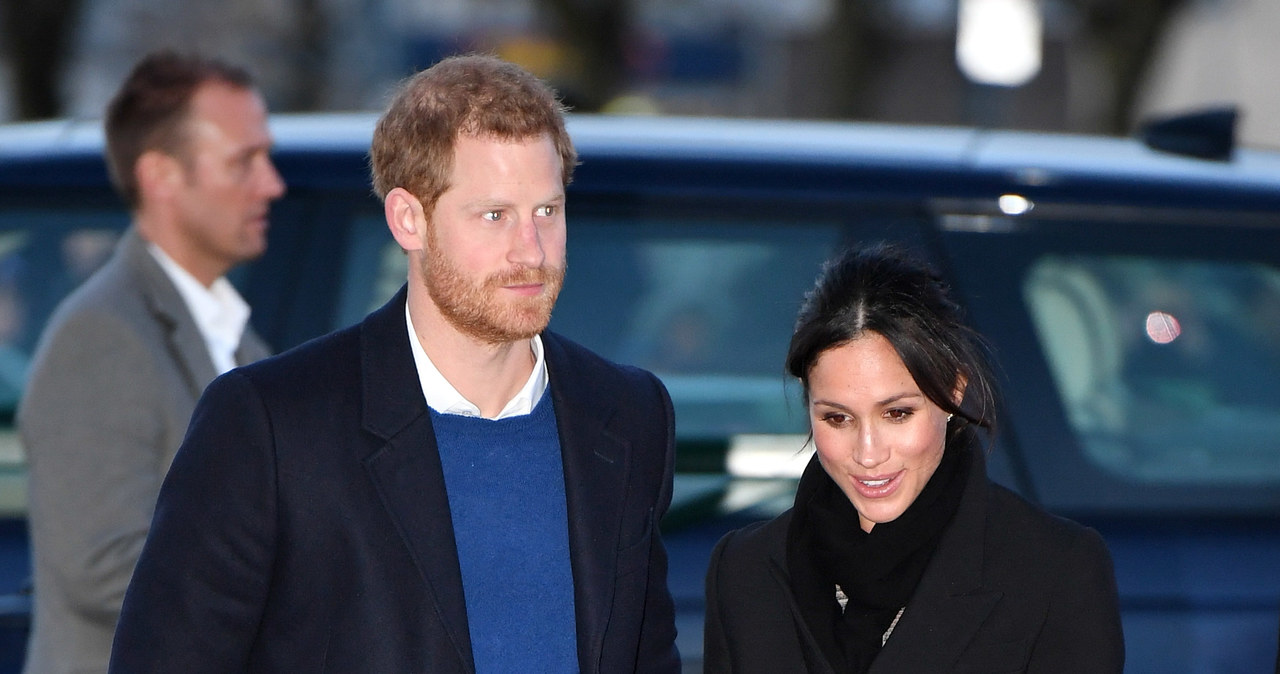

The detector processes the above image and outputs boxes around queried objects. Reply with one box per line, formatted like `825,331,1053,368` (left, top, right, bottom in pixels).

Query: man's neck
407,294,536,418
135,215,223,287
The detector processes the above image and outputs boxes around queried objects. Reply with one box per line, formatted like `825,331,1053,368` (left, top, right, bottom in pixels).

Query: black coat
704,450,1124,673
109,287,681,673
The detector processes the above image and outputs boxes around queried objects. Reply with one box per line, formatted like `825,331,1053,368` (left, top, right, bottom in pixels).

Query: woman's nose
852,426,888,468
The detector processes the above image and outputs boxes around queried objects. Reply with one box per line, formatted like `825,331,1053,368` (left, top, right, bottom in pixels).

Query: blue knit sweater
431,394,578,673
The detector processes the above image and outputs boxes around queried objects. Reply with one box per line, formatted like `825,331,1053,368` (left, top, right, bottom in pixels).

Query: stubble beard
420,237,565,346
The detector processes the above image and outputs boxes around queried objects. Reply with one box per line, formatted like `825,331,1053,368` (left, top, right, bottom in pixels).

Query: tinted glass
1024,254,1280,484
943,209,1280,513
555,217,844,439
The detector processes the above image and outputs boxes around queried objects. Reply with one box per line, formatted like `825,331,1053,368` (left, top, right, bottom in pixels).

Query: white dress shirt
405,303,548,420
148,244,251,375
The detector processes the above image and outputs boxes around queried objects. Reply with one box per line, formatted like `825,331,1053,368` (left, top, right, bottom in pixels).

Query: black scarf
786,431,973,674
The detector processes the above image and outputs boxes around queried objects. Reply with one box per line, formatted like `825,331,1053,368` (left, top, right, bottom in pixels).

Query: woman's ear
385,187,426,252
951,375,968,408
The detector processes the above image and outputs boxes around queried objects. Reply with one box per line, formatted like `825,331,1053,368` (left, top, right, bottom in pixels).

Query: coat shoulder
986,483,1105,549
542,330,671,414
36,250,147,338
980,482,1114,586
240,321,360,375
710,512,791,580
543,331,655,387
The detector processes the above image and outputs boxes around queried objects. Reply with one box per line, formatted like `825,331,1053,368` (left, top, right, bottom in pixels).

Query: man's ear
135,150,181,201
385,187,427,252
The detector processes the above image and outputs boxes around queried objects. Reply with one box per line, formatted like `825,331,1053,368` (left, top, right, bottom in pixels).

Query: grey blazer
18,228,269,674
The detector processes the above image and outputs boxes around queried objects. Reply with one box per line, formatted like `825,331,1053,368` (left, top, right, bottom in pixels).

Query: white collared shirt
405,303,548,420
148,244,251,375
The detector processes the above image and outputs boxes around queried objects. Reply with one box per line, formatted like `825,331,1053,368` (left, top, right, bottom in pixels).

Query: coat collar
358,287,632,673
765,442,1003,673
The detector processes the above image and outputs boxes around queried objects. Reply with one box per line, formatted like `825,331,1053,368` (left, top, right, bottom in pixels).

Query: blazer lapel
234,325,271,365
870,449,1002,673
124,227,271,388
542,333,629,673
358,287,474,672
123,230,219,396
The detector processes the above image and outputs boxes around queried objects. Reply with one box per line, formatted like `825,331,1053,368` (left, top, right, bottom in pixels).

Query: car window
0,207,124,516
1024,254,1280,485
943,209,1280,512
333,212,407,328
556,217,845,440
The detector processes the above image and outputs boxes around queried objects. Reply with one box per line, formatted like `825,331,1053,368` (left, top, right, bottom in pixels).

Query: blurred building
1138,0,1280,149
59,0,397,118
4,0,1256,141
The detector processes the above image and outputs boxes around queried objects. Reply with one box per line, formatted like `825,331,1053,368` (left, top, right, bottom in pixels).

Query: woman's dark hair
786,243,997,432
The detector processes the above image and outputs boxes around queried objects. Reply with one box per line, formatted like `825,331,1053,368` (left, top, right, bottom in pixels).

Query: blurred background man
17,51,282,674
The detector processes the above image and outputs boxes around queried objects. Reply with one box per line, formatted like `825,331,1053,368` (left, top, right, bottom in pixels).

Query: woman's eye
821,412,849,426
885,408,914,422
535,204,558,217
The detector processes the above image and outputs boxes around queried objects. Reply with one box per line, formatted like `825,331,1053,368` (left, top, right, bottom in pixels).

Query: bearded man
109,54,681,674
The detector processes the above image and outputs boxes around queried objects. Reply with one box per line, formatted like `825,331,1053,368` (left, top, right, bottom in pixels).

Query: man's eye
535,204,557,217
482,210,502,222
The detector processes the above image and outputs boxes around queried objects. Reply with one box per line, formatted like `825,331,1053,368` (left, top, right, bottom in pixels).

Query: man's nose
258,156,286,200
507,217,545,269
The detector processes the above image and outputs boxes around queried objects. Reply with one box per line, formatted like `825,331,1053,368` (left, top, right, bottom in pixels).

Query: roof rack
1137,106,1238,161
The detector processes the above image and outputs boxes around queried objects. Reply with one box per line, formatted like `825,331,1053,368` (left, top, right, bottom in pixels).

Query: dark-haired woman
703,244,1124,673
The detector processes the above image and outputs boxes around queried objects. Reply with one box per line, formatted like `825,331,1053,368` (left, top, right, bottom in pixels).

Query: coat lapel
764,546,839,674
124,227,273,387
123,230,219,397
542,332,629,673
358,287,474,672
352,312,632,673
870,448,1002,672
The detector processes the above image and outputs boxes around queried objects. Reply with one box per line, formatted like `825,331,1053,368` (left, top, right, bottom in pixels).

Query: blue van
1,112,1278,672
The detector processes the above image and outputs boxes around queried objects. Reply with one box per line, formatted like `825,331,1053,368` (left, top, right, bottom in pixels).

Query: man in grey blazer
18,51,282,674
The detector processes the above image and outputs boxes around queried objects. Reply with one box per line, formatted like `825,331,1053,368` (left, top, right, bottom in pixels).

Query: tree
538,0,631,112
1,0,83,120
1063,0,1187,133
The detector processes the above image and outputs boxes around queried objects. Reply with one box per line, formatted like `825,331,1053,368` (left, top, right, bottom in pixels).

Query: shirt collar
405,302,548,420
148,243,250,375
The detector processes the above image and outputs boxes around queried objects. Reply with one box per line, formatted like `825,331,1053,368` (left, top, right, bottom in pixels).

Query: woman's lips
851,470,902,499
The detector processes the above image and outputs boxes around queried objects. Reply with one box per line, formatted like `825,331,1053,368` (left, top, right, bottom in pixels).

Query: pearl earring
946,413,954,422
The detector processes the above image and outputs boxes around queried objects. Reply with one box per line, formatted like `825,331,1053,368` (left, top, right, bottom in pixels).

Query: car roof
5,112,1280,209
